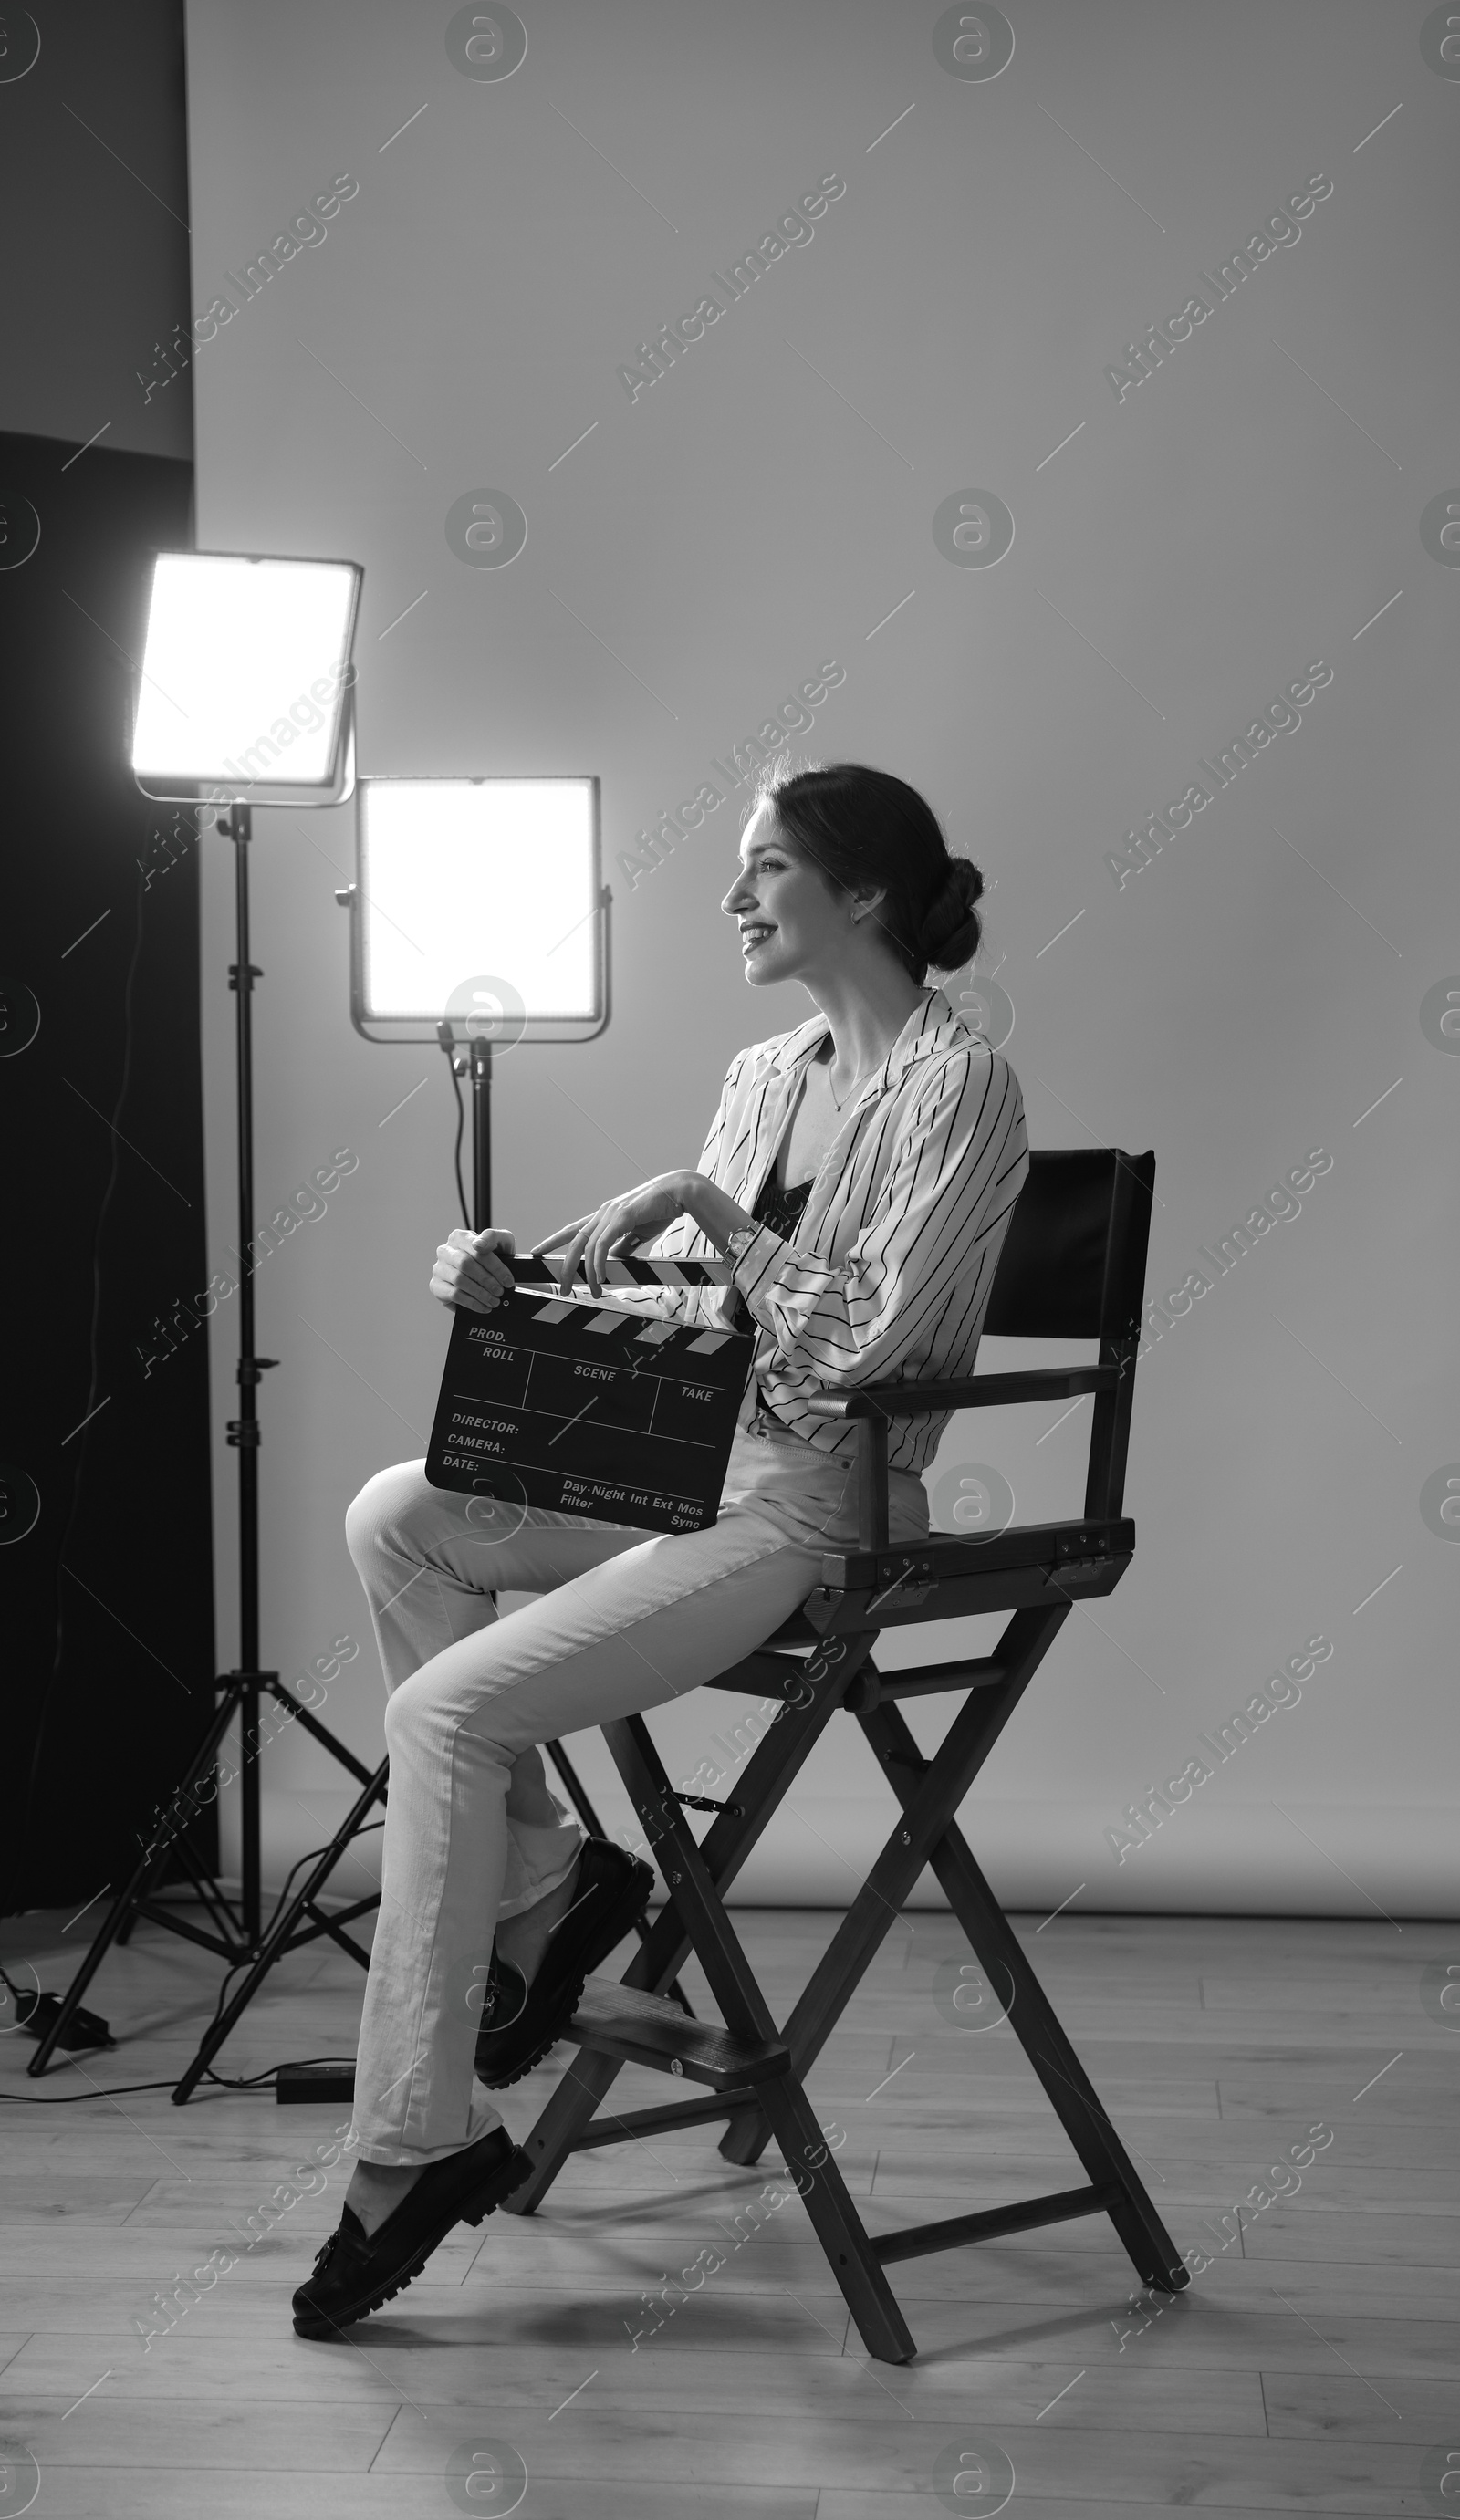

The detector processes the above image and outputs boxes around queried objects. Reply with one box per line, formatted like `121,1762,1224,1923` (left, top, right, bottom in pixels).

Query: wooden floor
0,1896,1455,2516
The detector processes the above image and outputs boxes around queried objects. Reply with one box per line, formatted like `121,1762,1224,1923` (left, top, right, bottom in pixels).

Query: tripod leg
170,1758,388,2105
26,1686,244,2077
25,1848,167,2077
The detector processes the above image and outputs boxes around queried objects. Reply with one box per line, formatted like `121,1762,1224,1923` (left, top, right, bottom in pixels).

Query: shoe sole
291,2143,533,2339
475,1859,653,2090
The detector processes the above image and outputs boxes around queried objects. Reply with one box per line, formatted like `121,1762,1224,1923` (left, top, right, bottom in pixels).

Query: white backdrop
181,0,1458,1915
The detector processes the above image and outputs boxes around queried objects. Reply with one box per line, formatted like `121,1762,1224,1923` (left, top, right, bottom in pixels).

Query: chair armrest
800,1364,1119,1421
804,1364,1125,1552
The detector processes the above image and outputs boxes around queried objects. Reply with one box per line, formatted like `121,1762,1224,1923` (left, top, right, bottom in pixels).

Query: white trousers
344,1414,930,2163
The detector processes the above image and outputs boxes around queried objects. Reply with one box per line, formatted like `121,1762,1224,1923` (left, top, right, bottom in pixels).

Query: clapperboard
424,1255,754,1535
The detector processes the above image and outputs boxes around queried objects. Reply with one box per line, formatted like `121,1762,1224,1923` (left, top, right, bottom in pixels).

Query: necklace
821,1041,875,1112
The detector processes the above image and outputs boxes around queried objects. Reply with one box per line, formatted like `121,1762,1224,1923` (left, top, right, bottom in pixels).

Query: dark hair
749,761,984,984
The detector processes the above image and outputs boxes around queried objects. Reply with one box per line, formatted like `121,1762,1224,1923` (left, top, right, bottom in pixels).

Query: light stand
337,775,611,1254
437,1022,495,1231
28,800,387,2079
470,1032,492,1231
28,548,370,2086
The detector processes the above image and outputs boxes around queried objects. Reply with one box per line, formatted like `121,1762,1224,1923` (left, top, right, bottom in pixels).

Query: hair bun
918,855,985,974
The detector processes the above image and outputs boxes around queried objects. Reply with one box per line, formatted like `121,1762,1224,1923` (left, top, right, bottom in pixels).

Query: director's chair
505,1145,1191,2364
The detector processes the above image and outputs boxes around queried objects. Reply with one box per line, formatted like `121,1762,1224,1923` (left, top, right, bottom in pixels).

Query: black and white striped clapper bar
425,1253,753,1536
500,1148,1194,2365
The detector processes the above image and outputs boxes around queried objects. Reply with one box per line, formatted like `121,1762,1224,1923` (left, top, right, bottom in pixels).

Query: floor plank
2,1901,1455,2518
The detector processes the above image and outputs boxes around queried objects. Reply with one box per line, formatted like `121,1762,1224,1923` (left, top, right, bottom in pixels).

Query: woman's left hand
532,1171,697,1297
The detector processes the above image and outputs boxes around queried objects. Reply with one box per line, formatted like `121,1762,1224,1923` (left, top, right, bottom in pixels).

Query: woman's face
722,803,856,987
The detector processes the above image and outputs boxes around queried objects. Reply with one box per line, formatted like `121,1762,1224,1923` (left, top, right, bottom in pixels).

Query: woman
292,761,1029,2338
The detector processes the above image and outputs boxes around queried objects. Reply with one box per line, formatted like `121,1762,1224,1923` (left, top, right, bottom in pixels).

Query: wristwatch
725,1224,758,1265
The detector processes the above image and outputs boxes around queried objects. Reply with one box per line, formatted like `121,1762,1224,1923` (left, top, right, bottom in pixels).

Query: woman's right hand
430,1226,516,1315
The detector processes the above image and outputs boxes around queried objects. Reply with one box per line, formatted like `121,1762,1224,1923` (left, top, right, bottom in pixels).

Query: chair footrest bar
566,1978,790,2091
871,2182,1122,2266
570,2088,761,2150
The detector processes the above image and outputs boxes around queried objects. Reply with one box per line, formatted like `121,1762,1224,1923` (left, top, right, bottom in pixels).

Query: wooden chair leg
511,1670,856,2205
603,1714,786,2041
864,1698,1190,2295
614,1647,872,2003
717,2102,773,2167
506,2044,631,2215
716,1612,1069,2165
543,1736,694,2014
604,1710,918,2364
756,2073,917,2365
766,1634,1060,2090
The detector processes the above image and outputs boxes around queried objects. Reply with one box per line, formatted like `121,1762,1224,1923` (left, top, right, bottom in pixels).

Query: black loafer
474,1949,527,2036
291,2122,531,2339
474,1837,653,2088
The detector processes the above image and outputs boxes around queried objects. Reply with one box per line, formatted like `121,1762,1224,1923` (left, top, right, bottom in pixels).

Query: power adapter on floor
276,2062,355,2105
10,1990,115,2050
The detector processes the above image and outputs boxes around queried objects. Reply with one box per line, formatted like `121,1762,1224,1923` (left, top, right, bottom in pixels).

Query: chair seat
755,1524,1133,1653
819,1515,1132,1591
565,1976,790,2091
807,1517,1135,1628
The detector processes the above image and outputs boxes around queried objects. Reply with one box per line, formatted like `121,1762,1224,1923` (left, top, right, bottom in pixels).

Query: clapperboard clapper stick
514,1254,737,1286
425,1252,752,1534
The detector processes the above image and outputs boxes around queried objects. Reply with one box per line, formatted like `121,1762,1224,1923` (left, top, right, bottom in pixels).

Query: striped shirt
573,986,1029,1475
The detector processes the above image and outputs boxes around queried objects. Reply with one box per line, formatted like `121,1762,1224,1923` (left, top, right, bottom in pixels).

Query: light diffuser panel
358,778,600,1026
130,552,360,788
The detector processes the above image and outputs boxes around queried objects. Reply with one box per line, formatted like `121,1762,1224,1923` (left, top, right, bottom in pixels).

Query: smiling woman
528,764,992,1304
728,760,985,991
293,759,1029,2344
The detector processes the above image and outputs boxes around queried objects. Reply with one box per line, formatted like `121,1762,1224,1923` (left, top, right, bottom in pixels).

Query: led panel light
130,550,361,802
352,776,604,1042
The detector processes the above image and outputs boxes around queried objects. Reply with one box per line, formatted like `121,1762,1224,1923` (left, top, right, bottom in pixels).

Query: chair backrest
983,1149,1155,1344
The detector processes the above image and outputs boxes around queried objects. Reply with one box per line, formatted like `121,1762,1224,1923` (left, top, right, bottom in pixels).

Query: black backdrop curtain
2,426,220,1911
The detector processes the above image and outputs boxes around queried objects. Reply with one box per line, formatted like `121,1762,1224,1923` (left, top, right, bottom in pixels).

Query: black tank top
752,1170,813,1240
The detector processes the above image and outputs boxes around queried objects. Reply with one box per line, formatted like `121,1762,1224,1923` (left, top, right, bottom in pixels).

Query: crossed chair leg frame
506,1602,1190,2364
